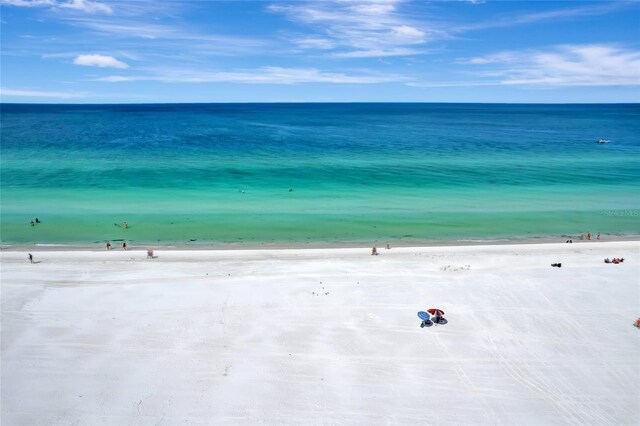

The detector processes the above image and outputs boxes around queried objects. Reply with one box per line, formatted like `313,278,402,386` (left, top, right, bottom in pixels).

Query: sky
0,0,639,103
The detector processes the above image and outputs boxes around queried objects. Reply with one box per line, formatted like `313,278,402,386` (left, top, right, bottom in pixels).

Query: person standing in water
587,232,591,241
106,241,112,250
122,242,127,250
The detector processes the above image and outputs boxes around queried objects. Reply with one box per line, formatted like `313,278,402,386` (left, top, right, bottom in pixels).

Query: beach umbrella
417,311,430,321
427,308,445,316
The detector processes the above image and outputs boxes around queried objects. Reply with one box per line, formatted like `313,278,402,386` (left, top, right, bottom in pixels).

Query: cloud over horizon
95,66,407,85
0,87,84,98
464,44,640,87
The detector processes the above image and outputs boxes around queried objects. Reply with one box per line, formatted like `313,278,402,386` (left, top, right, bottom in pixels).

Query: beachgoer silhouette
371,245,378,255
30,221,35,226
579,232,584,240
28,253,33,263
35,218,40,224
597,232,600,240
106,241,112,250
122,242,127,250
124,222,129,229
587,232,591,241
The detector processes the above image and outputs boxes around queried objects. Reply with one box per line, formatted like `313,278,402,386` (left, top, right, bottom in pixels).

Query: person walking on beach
122,242,127,250
28,253,34,263
597,232,600,240
371,245,378,256
579,232,584,240
587,232,591,241
106,241,112,250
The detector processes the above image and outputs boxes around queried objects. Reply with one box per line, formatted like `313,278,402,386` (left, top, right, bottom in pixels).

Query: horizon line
2,101,639,106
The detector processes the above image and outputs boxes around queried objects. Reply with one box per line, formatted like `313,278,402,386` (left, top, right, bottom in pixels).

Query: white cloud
333,48,424,58
61,18,271,57
269,0,432,58
0,87,84,98
74,54,129,69
94,66,407,85
0,0,51,7
455,2,629,33
58,0,111,14
391,25,425,42
457,52,519,65
294,37,335,50
0,0,112,14
97,76,131,82
462,44,640,87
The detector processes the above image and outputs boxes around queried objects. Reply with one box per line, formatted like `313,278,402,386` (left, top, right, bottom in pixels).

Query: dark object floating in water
189,239,197,242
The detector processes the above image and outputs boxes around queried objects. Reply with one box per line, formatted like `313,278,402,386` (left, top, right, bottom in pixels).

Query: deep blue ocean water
1,103,639,246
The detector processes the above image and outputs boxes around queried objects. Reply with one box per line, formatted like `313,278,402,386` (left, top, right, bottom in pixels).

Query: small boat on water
597,139,610,144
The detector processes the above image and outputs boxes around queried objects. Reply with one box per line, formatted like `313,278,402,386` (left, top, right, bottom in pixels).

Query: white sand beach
1,241,639,425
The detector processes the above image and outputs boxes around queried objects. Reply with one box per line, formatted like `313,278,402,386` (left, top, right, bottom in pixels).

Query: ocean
1,103,639,247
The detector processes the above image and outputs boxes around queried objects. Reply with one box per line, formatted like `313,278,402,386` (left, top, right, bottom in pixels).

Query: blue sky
1,0,639,103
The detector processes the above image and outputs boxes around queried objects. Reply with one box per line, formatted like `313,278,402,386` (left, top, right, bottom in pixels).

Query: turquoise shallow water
1,103,639,246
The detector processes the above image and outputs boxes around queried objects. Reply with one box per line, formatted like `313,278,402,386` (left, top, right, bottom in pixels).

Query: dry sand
1,241,639,425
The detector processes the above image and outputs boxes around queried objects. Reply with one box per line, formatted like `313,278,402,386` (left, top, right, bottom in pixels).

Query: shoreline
2,232,639,252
